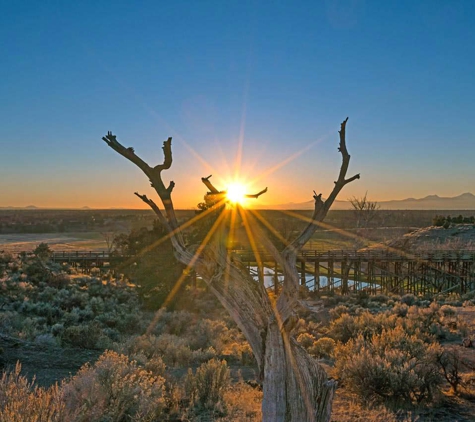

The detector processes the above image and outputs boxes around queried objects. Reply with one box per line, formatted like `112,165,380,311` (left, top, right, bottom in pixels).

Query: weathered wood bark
102,118,359,422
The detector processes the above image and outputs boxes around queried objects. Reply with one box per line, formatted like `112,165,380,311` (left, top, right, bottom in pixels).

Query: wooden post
329,256,334,292
314,260,320,292
300,260,306,286
258,264,264,285
341,259,348,295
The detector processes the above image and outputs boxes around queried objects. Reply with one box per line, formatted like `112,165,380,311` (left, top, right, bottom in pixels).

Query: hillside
261,192,475,211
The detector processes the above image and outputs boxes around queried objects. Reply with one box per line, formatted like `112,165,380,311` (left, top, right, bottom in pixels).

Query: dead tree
349,191,379,229
102,118,359,422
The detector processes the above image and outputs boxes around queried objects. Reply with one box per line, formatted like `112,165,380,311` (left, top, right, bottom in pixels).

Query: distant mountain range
261,192,475,211
0,205,39,210
2,193,475,211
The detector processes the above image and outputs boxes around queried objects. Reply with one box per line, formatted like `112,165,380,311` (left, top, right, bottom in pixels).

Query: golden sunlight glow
226,183,247,204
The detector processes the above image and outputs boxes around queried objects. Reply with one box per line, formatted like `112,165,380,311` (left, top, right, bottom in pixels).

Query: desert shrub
335,326,443,405
239,342,255,365
328,311,397,343
462,290,475,301
401,302,457,341
222,379,262,421
366,300,383,310
62,350,166,421
439,304,456,317
355,290,370,306
392,302,409,317
192,347,218,364
0,256,147,347
144,356,167,377
152,309,195,336
222,341,255,365
297,332,316,349
188,319,230,352
372,294,392,304
120,334,196,367
400,294,417,306
115,311,143,334
329,304,350,320
435,346,475,394
328,300,465,347
150,334,193,366
0,363,64,421
184,359,230,412
306,320,325,338
328,313,358,343
419,299,431,308
309,337,336,358
89,296,105,314
61,323,102,349
34,333,58,348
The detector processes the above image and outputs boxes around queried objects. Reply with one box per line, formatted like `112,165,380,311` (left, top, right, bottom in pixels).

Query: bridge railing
233,249,475,262
51,249,475,262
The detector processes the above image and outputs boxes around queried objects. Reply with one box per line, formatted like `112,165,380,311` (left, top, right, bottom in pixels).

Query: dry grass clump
0,363,64,421
221,380,262,421
185,359,230,413
331,399,415,422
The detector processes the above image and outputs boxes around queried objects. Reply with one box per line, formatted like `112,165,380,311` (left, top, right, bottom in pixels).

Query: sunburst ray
146,207,228,335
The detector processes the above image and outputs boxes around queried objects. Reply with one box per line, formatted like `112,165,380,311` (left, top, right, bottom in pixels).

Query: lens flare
226,183,247,204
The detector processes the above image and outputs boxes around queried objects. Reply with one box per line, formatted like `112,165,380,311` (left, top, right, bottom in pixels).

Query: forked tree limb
323,117,360,213
153,137,173,172
245,187,268,198
134,192,170,231
102,132,184,245
102,132,152,177
201,175,221,194
277,118,360,329
286,118,359,255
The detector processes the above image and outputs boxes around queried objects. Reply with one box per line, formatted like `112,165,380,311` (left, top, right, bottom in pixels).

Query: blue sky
1,0,474,208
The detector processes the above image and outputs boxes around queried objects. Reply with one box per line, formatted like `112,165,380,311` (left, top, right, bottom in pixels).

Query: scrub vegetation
1,242,475,421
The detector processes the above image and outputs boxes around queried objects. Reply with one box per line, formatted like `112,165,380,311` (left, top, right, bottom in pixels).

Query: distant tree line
433,214,475,228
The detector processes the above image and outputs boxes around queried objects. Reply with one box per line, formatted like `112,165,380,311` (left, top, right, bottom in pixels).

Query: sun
226,182,247,205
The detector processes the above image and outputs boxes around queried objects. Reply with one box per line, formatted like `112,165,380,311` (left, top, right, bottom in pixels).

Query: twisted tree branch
245,187,268,199
153,137,173,172
285,118,360,255
278,118,360,328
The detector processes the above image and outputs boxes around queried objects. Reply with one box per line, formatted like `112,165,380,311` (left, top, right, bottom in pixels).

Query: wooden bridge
235,249,475,296
52,249,475,296
51,251,127,271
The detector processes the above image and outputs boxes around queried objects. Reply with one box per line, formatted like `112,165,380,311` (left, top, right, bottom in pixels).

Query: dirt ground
0,233,107,253
0,334,102,387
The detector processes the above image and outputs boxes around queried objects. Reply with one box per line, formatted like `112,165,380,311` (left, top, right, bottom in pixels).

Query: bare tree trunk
263,323,336,421
101,118,359,422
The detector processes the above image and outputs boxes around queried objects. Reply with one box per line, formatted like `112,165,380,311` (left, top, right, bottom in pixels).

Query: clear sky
1,0,474,209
